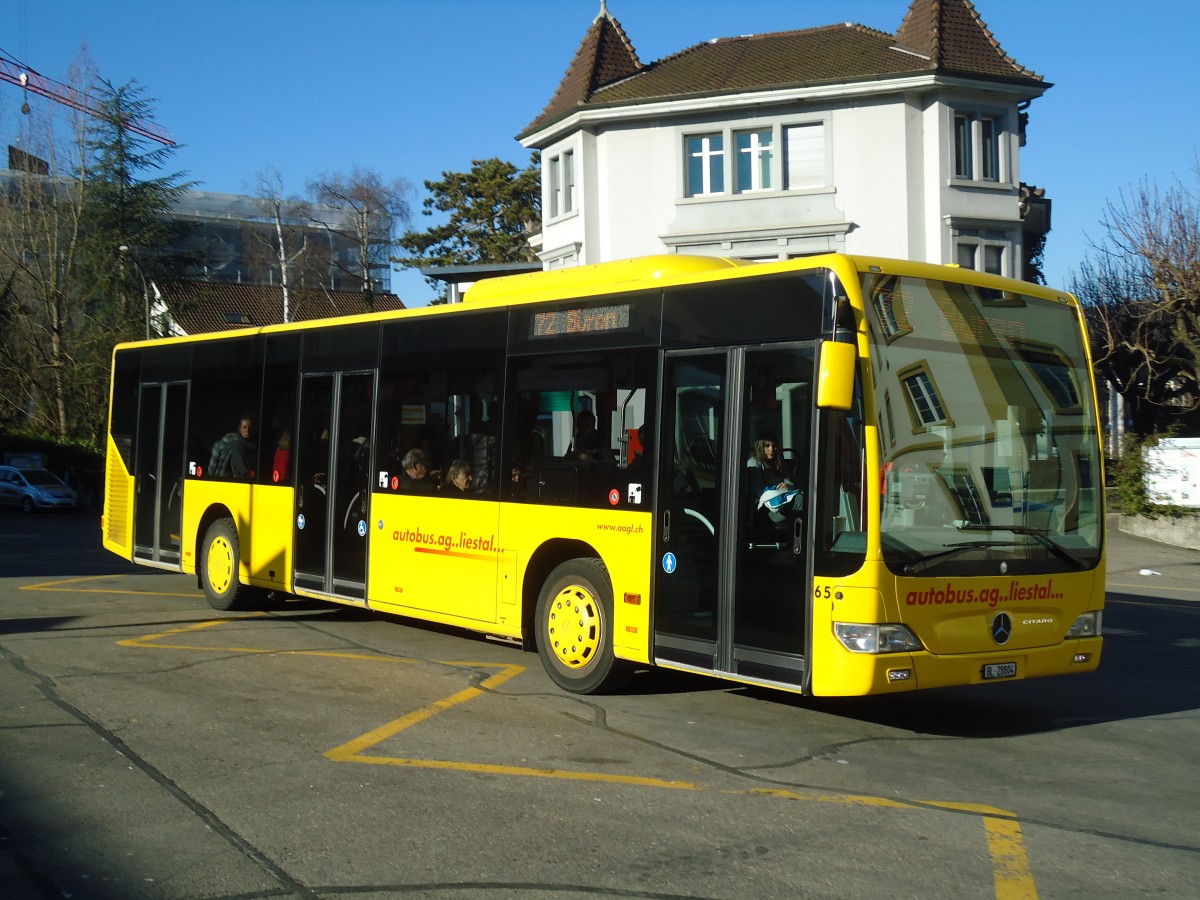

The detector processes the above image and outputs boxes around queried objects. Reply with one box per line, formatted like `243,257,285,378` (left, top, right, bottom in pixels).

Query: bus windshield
864,273,1102,577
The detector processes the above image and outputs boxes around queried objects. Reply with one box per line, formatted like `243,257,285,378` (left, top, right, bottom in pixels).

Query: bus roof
462,255,749,306
113,253,1074,353
462,253,1073,308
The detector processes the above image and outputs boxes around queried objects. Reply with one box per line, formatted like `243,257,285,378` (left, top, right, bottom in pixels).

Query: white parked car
0,465,78,512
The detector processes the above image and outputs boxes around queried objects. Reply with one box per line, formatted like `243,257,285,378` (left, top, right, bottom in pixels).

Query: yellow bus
102,254,1104,696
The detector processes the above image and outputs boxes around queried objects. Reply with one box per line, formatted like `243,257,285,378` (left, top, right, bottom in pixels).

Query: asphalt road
0,510,1197,899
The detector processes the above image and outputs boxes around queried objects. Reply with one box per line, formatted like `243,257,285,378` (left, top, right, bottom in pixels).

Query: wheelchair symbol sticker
357,520,367,537
297,514,306,530
661,552,677,574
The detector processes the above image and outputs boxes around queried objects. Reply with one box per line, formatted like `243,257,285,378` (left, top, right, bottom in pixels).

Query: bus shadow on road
744,591,1197,738
0,615,84,636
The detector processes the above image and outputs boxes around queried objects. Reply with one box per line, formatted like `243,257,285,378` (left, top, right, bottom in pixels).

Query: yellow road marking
750,790,1035,896
119,617,427,664
324,663,525,756
748,786,916,810
983,815,1038,899
323,663,696,790
16,576,1037,897
21,573,200,597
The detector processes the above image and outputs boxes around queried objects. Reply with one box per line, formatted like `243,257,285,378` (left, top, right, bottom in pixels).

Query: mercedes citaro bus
103,253,1103,696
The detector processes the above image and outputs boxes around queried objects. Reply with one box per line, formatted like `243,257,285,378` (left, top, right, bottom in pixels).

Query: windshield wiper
902,540,1014,576
957,524,1088,571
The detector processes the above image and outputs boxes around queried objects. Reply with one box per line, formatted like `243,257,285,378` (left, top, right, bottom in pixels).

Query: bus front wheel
535,558,630,694
200,517,256,611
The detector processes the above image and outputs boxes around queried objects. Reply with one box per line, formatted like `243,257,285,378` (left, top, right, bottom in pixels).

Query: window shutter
785,123,825,189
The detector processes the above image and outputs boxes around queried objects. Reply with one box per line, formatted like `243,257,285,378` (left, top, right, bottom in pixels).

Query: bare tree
307,167,411,311
0,53,108,440
250,168,313,323
1073,163,1200,433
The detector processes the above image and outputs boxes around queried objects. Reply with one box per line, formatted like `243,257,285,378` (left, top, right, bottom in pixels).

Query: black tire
199,517,261,611
20,496,34,513
535,558,631,694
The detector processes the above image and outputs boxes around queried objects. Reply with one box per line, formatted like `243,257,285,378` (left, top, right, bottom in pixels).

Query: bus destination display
531,303,631,338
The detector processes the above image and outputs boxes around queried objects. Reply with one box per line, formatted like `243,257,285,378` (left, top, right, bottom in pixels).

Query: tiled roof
530,4,643,136
160,280,405,335
521,0,1043,139
896,0,1040,81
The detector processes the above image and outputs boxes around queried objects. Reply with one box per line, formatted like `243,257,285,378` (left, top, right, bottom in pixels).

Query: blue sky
2,0,1197,306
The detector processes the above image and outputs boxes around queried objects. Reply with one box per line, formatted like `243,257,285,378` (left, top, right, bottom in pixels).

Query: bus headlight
834,623,922,654
1066,611,1102,638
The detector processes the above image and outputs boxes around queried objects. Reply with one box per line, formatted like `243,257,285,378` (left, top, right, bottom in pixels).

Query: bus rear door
133,380,189,568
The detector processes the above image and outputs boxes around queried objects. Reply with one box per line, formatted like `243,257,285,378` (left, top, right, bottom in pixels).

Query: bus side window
377,312,507,500
813,381,867,577
505,349,656,509
188,338,261,482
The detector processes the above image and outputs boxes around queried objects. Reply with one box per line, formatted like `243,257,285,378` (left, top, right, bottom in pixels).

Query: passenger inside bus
208,414,256,481
444,460,474,495
566,409,605,462
746,434,801,546
747,435,792,492
513,407,546,471
508,461,526,499
398,448,435,492
272,430,291,483
626,425,651,482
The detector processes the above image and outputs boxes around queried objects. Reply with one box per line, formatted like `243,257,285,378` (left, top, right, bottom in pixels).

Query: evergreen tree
78,79,194,338
395,154,539,296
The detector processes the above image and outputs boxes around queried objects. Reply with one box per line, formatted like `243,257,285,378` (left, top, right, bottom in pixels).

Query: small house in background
155,280,405,336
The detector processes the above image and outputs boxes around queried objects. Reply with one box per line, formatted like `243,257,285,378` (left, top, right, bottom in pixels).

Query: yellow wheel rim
546,584,602,670
206,535,234,596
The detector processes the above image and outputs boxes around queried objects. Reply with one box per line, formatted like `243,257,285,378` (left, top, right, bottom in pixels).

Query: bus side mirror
816,341,856,410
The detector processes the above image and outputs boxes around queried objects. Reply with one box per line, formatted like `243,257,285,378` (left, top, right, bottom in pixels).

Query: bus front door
292,370,376,601
133,381,188,569
654,345,817,689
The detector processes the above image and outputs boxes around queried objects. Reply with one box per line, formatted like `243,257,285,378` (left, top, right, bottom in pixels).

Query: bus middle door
293,370,376,601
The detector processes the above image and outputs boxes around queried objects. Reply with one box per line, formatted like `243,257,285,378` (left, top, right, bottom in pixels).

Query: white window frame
547,147,577,220
954,226,1012,277
952,110,1006,184
782,120,827,191
682,118,829,201
734,127,774,194
898,363,952,431
685,132,725,197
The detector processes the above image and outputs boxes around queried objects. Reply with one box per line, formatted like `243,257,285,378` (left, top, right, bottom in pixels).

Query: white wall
533,85,1031,272
831,99,919,260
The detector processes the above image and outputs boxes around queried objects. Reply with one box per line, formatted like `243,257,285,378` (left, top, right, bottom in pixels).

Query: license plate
983,662,1017,680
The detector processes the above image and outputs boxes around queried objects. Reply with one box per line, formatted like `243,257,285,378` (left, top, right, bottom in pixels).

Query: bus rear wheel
200,517,259,611
535,558,630,694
